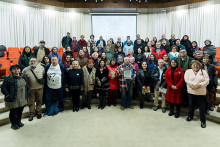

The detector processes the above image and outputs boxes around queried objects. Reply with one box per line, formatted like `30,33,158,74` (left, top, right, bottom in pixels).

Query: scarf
52,52,58,57
105,50,111,53
24,53,33,67
177,56,189,72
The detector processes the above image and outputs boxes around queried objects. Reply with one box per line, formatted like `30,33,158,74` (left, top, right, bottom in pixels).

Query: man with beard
22,58,45,121
76,50,89,68
33,40,50,63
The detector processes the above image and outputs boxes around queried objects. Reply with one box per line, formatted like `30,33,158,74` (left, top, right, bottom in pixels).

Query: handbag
30,69,45,84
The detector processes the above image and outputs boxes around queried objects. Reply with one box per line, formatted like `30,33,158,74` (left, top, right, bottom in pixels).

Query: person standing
117,57,136,110
65,60,84,112
1,65,29,130
151,59,167,113
96,60,109,109
96,36,106,48
44,56,67,115
184,60,209,128
22,58,45,121
165,59,184,118
62,32,72,50
107,58,119,106
49,47,62,63
136,61,151,109
33,40,50,63
81,59,96,109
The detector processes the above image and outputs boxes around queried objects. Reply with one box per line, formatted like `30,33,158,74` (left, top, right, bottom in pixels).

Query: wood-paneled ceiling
26,0,208,8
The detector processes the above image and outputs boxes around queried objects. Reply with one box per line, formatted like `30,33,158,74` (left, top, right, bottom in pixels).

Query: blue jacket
49,53,62,63
45,63,67,87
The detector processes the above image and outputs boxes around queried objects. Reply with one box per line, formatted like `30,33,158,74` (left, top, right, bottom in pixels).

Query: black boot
73,106,76,112
168,110,174,116
9,112,19,130
174,111,180,118
17,109,24,127
76,106,79,112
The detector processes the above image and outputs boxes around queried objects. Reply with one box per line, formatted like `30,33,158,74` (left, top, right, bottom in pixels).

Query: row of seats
0,47,64,77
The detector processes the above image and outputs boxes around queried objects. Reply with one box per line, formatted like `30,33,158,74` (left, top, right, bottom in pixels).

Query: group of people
1,33,218,130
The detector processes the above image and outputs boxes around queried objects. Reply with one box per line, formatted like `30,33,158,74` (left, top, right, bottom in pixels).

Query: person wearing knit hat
1,64,29,130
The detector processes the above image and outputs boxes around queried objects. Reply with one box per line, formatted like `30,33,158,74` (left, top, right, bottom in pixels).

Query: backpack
0,45,6,57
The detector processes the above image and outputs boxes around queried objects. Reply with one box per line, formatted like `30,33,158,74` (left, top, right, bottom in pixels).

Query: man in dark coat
203,40,216,63
61,32,72,49
134,39,145,54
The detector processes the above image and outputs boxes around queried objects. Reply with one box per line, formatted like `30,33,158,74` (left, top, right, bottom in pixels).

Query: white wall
1,0,220,48
0,1,92,48
137,1,220,47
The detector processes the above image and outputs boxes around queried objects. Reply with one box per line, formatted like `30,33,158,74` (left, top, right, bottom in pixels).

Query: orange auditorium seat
59,48,64,52
12,59,19,65
8,52,20,59
0,59,11,76
20,47,24,53
8,47,19,52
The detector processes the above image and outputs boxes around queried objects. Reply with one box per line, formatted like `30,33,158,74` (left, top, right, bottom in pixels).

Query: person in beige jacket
184,60,209,128
22,58,45,121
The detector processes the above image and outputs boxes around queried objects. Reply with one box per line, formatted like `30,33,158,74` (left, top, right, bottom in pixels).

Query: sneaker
162,107,166,113
59,108,64,113
153,106,160,111
37,114,42,119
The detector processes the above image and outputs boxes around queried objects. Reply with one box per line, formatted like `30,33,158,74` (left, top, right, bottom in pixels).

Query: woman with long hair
18,46,33,70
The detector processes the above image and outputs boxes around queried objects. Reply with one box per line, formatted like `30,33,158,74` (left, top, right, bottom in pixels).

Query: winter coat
75,55,89,68
1,73,29,103
82,66,96,93
159,39,170,46
147,60,157,71
33,47,50,57
78,40,87,49
151,48,166,59
165,66,184,104
169,39,176,47
65,69,84,90
177,56,192,72
71,40,78,52
202,64,218,92
135,53,146,64
96,40,106,48
151,66,167,88
161,44,170,54
18,53,34,70
189,47,201,58
95,67,109,90
203,45,216,60
180,40,191,52
136,69,151,88
62,36,72,48
134,43,145,54
107,64,119,89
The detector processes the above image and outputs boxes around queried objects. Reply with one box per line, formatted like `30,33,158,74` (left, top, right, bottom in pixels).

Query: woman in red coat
165,59,184,118
107,58,119,106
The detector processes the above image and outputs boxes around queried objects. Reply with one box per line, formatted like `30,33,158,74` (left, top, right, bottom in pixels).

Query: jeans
45,86,64,113
121,80,133,107
188,94,206,123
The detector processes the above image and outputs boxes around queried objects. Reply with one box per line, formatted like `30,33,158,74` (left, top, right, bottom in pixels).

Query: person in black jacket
180,35,192,56
136,61,151,109
18,46,34,70
62,32,72,49
65,60,84,112
33,40,50,63
135,48,146,68
169,34,176,47
161,39,170,54
134,39,145,54
151,59,167,113
115,47,125,60
202,54,218,115
96,59,109,109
